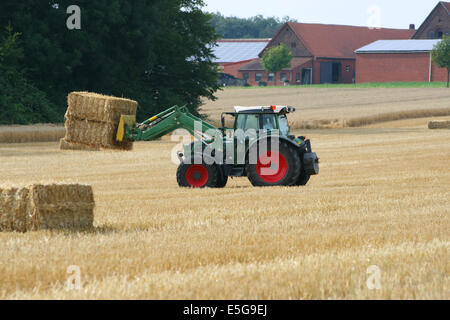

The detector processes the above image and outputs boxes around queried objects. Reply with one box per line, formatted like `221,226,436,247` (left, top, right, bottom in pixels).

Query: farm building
212,39,270,80
355,40,447,83
238,22,415,85
412,1,450,39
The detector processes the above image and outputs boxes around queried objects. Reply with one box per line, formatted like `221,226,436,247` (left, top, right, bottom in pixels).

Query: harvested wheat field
202,87,450,128
0,115,448,299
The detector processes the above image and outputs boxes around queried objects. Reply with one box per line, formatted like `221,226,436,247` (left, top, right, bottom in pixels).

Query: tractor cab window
262,114,277,131
278,115,289,136
235,114,260,131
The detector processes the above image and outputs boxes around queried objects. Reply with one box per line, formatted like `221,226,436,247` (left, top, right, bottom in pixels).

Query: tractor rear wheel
176,162,218,188
246,140,301,187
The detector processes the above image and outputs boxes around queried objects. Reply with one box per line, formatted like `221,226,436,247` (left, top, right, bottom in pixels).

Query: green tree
0,25,59,124
261,44,293,82
431,36,450,88
0,0,219,121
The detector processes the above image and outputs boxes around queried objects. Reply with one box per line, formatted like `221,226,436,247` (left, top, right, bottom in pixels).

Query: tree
431,36,450,88
0,25,59,124
0,0,220,121
261,44,293,82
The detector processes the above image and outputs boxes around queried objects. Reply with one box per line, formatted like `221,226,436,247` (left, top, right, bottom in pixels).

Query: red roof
286,22,415,59
442,1,450,12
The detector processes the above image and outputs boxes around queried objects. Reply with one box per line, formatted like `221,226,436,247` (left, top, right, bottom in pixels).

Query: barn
212,39,270,80
355,40,447,83
238,22,415,85
412,1,450,39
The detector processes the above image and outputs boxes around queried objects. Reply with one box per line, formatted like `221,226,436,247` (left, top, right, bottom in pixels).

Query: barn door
320,62,333,84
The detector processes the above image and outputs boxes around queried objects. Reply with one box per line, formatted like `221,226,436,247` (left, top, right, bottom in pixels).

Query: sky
203,0,439,29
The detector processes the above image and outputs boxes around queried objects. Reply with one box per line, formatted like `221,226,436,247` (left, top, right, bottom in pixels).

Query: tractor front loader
116,105,319,188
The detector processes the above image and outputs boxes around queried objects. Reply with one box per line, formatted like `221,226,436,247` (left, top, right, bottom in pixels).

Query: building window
291,42,296,48
255,73,262,82
243,73,249,81
345,65,350,72
437,31,443,39
280,73,287,82
429,30,435,39
268,73,274,82
296,73,300,82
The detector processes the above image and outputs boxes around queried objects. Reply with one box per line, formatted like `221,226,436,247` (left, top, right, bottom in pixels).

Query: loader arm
116,105,221,143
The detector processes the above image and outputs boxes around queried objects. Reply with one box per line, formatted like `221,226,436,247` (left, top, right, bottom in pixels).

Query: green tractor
116,105,319,188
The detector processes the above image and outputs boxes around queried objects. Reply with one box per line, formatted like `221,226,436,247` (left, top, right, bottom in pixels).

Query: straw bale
66,92,137,124
0,184,95,232
63,118,133,150
428,120,450,129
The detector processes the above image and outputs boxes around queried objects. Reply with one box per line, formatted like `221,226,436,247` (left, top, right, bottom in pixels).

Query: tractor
116,105,319,188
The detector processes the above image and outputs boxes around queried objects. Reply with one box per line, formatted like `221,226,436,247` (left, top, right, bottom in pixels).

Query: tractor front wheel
176,162,218,188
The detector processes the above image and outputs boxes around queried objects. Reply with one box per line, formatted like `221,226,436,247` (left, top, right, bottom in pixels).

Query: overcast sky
203,0,438,29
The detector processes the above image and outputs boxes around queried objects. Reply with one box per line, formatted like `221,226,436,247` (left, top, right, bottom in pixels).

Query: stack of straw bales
0,184,94,232
428,120,450,129
61,92,138,150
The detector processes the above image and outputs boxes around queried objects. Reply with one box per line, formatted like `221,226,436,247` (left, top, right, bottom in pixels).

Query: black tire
176,162,218,188
246,140,301,187
214,166,228,188
295,172,310,186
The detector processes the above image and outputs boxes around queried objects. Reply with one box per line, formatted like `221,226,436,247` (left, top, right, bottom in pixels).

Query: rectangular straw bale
0,184,95,232
0,187,16,231
30,184,95,230
63,118,133,150
66,92,138,124
428,120,450,129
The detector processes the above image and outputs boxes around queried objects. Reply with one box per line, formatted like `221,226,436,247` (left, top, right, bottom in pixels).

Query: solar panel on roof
212,41,268,63
355,40,441,53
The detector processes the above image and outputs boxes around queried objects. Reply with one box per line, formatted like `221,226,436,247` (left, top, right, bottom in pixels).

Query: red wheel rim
256,151,287,183
185,165,209,187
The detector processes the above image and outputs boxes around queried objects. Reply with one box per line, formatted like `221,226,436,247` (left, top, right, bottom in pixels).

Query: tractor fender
245,135,301,162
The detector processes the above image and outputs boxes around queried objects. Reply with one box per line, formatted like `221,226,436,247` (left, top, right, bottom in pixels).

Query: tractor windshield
278,115,289,136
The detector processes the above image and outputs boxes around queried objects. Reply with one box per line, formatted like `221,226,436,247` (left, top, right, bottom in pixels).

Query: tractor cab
221,105,295,138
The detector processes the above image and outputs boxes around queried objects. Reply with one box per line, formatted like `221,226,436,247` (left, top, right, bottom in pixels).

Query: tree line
210,13,296,39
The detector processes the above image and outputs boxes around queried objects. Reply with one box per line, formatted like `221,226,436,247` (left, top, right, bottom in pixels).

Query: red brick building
412,1,450,39
355,40,447,83
238,22,414,85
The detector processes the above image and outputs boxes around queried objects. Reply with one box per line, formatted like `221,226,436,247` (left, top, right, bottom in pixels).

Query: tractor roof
234,106,295,114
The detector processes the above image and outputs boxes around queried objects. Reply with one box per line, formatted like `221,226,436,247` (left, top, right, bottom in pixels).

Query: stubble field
201,87,450,128
0,108,449,299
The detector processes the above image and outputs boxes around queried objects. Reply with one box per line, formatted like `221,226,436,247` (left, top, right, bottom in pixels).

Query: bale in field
66,92,138,124
428,120,450,129
62,91,136,151
0,184,95,232
63,117,132,150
